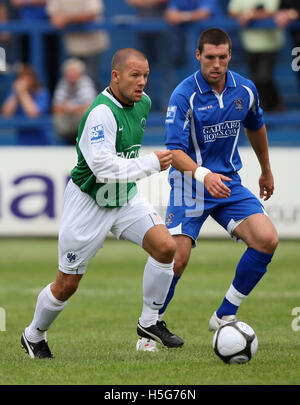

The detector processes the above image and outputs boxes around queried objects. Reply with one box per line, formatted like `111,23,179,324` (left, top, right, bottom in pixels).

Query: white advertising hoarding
0,146,299,238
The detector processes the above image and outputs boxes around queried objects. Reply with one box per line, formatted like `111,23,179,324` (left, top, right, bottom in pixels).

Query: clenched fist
154,150,173,171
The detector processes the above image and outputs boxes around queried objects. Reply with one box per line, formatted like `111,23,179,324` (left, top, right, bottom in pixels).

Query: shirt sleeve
78,77,97,104
242,82,265,131
167,0,217,12
86,0,103,14
46,0,57,15
227,0,243,13
52,80,66,106
196,0,217,12
78,104,161,183
35,88,50,114
166,0,180,10
165,89,192,152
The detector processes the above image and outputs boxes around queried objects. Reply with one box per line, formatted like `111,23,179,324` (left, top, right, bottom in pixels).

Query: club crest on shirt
66,252,78,263
90,124,104,144
166,213,174,226
234,98,244,111
141,117,147,129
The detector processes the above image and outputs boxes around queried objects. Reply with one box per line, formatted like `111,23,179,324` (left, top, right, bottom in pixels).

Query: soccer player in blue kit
155,28,279,344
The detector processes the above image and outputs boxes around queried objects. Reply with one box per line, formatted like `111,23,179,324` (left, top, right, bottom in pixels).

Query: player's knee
253,231,279,254
267,233,279,253
153,237,176,263
261,229,279,253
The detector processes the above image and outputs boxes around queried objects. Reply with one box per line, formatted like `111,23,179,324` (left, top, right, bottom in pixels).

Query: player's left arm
244,125,274,201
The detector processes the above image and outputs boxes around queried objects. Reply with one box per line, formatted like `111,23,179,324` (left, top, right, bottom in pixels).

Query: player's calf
51,271,83,301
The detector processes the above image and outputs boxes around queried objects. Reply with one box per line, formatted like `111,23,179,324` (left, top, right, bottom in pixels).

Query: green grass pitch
0,238,300,385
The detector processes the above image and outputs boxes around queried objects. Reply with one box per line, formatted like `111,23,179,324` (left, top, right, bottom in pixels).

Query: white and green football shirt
71,88,160,207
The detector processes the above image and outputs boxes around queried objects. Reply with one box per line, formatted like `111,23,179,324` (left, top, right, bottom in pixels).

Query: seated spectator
10,0,59,95
164,0,221,70
10,0,48,63
1,63,51,145
52,58,97,145
228,0,285,111
47,0,110,90
165,0,218,25
126,0,174,112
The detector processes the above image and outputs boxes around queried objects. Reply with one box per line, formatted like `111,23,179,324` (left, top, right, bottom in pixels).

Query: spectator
10,0,48,63
165,0,218,25
126,0,174,112
1,63,51,145
10,0,59,95
52,58,97,145
164,0,221,70
47,0,110,90
275,0,300,90
228,0,285,111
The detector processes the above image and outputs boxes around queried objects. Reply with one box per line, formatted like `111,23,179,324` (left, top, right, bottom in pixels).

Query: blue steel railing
1,17,300,82
0,112,299,146
0,17,300,146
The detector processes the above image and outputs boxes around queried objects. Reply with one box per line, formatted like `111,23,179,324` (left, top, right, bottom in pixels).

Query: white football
212,321,258,364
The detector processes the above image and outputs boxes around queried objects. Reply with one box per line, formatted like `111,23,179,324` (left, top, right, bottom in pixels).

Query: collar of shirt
195,69,237,94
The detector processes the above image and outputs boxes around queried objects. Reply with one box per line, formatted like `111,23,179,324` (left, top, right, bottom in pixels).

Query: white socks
139,256,174,328
25,257,174,341
225,284,247,307
25,283,66,343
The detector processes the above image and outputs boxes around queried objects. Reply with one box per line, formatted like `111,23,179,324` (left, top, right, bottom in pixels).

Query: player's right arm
171,149,231,199
78,104,171,183
165,90,231,199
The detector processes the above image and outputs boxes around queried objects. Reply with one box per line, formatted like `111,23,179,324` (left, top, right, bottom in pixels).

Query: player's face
196,43,231,91
112,56,150,105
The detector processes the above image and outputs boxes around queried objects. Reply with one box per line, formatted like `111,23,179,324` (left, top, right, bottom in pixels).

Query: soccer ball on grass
212,321,258,364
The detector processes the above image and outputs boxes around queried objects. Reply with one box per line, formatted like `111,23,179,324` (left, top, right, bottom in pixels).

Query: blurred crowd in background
0,0,299,145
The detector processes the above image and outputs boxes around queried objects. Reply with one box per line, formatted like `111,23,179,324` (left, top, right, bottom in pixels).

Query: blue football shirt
165,69,264,175
167,0,219,13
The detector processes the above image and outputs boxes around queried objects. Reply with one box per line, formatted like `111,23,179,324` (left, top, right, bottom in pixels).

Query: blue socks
217,247,273,318
159,248,274,320
159,275,180,317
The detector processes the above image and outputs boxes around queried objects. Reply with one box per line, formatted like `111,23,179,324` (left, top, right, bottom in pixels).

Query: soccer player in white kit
21,48,184,358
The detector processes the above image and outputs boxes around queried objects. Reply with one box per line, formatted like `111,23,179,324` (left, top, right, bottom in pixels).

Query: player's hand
154,150,173,171
204,173,232,199
259,170,274,201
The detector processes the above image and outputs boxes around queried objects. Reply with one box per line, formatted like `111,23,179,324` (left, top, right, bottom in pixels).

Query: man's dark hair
198,28,232,54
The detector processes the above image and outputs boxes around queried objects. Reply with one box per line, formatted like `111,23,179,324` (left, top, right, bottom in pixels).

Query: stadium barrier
0,17,300,146
1,17,300,81
0,146,299,238
1,112,300,146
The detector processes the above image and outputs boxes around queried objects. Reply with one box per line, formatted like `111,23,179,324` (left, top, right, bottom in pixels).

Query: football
212,321,258,364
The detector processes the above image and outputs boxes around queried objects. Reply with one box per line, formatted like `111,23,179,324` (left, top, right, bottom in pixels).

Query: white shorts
58,180,164,275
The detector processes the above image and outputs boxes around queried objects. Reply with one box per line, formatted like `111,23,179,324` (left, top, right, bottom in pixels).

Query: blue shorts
165,172,265,245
